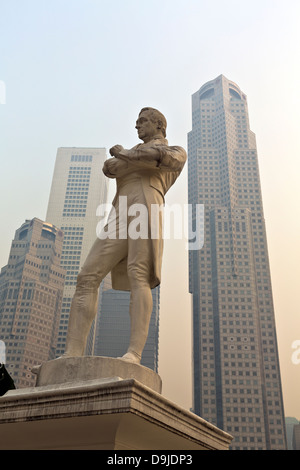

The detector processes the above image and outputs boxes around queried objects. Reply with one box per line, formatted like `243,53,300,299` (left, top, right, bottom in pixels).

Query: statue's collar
141,137,168,146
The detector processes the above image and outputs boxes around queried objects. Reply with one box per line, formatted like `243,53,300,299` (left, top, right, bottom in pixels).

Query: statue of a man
63,107,187,363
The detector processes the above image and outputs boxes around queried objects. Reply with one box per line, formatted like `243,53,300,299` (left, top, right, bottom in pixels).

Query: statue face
135,111,161,142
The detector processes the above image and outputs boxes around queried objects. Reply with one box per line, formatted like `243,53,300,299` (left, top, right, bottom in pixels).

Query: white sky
0,0,300,419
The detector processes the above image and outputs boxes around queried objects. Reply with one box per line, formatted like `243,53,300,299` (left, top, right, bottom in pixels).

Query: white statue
63,107,187,363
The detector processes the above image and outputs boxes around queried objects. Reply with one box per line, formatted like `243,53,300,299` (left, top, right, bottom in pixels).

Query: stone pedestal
34,356,162,393
0,356,232,450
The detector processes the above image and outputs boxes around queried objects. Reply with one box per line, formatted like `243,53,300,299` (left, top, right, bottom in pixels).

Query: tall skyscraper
188,75,286,449
93,286,160,372
0,218,65,388
46,147,108,356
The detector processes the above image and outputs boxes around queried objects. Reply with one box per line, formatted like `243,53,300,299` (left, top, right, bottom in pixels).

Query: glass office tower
188,75,286,449
93,286,160,372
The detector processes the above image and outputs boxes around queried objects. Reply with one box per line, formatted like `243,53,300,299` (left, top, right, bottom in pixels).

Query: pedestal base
0,380,232,450
33,355,162,394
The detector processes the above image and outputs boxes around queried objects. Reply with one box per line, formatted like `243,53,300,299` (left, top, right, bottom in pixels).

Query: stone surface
33,355,162,393
64,108,187,363
0,378,232,450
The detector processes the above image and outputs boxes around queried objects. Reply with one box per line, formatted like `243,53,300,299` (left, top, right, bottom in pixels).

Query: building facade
0,218,65,387
292,423,300,450
46,147,108,356
286,417,299,450
188,75,286,449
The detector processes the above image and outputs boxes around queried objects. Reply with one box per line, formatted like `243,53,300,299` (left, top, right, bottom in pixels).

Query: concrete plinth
33,356,162,394
0,356,232,450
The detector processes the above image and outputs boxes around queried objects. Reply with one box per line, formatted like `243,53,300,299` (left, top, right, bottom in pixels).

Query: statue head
136,107,167,142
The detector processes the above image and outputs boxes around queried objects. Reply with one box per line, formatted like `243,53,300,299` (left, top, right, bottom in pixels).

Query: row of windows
63,204,87,208
69,165,91,170
62,211,86,217
61,226,84,232
71,155,93,162
69,166,91,173
65,195,88,201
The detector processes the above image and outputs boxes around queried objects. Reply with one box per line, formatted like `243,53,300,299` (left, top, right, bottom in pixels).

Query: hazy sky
1,0,300,419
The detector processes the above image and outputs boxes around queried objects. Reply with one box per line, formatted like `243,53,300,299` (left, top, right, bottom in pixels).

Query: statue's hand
109,145,124,158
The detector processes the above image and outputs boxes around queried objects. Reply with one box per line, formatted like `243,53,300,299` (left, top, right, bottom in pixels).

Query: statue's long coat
102,137,187,291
